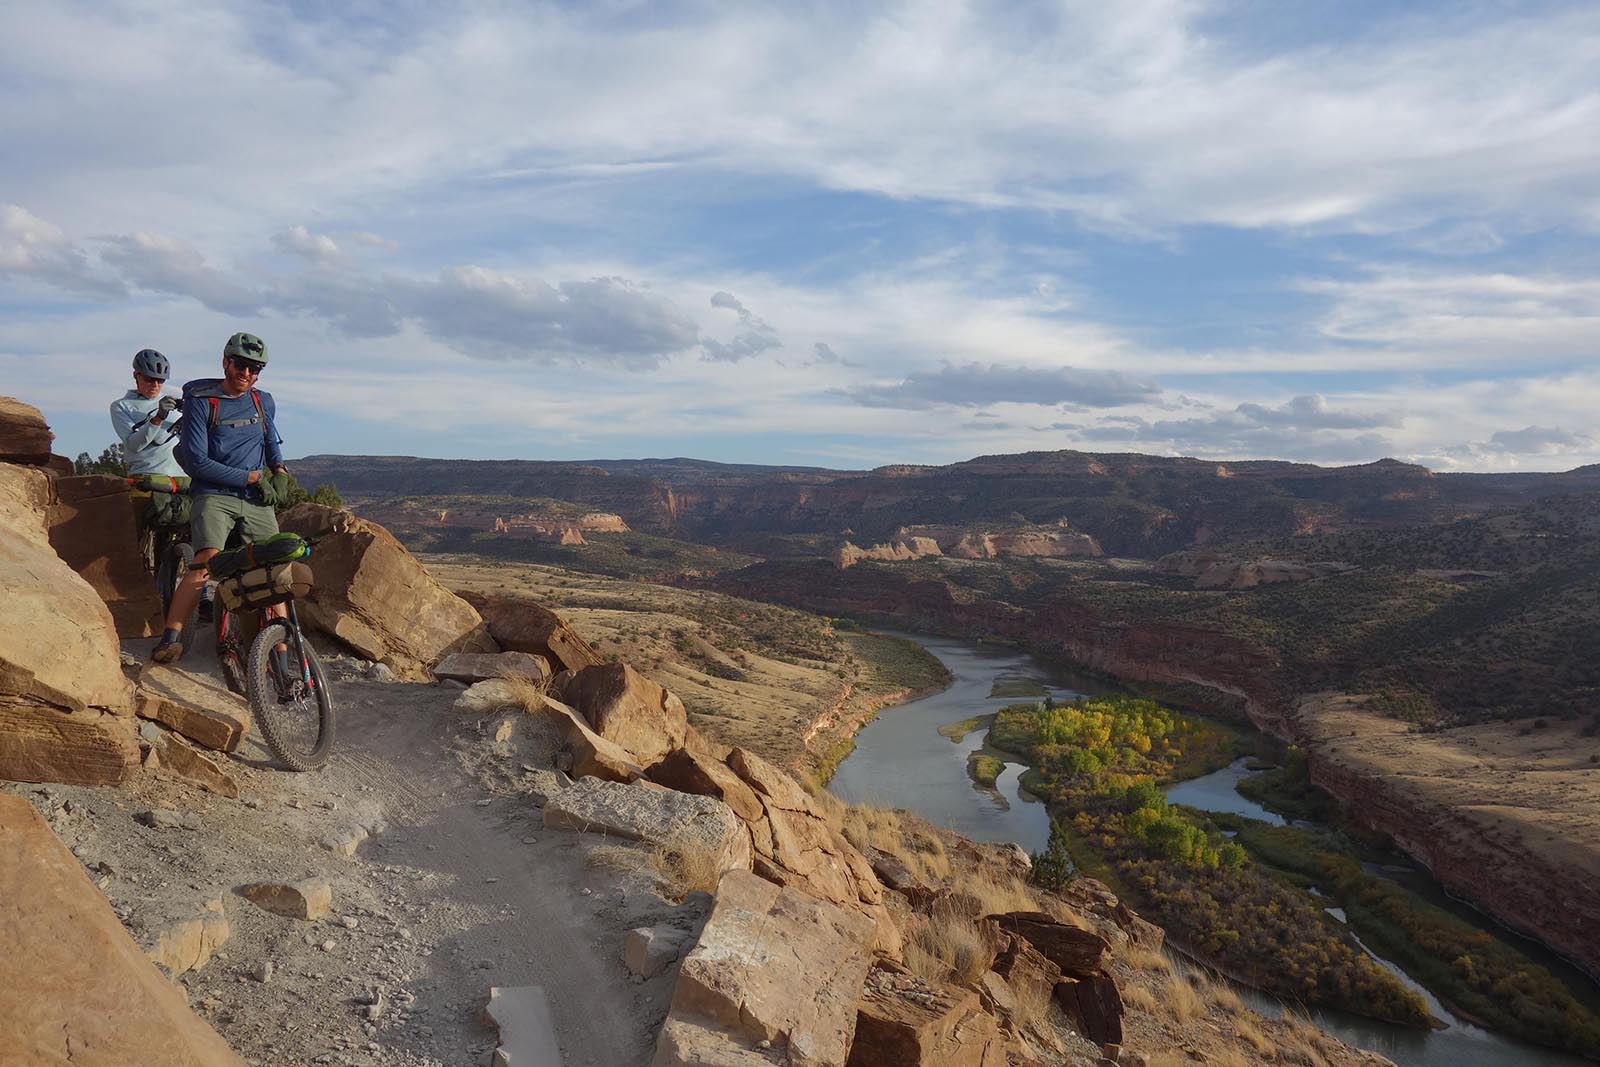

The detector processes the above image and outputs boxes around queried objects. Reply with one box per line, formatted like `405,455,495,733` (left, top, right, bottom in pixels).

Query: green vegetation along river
828,630,1597,1067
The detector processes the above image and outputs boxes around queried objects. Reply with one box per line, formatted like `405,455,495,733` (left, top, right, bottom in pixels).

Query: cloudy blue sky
4,0,1598,472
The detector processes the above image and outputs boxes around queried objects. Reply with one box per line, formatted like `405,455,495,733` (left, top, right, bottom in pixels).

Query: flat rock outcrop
543,777,752,874
833,536,942,569
279,504,497,680
1,462,136,786
562,662,687,768
0,794,247,1065
47,474,163,637
0,396,53,465
458,590,603,673
654,869,875,1067
136,663,250,752
433,651,551,686
651,742,899,956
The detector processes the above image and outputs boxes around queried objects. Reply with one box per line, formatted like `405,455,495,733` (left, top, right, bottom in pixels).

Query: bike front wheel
246,618,335,771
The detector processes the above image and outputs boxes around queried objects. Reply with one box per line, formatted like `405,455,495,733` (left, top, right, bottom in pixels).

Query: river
827,630,1597,1067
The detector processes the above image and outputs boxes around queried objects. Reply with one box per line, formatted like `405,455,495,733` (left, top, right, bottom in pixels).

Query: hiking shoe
151,630,185,664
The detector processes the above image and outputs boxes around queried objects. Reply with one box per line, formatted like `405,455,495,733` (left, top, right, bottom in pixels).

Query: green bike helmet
223,332,268,364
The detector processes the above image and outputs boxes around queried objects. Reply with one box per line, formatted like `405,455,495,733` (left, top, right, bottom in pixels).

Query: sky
3,0,1599,473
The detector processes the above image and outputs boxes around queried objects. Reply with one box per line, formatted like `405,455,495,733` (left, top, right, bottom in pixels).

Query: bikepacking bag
130,473,193,527
206,532,312,582
216,561,314,611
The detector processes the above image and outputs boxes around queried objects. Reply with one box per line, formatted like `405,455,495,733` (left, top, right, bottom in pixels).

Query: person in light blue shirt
109,349,184,477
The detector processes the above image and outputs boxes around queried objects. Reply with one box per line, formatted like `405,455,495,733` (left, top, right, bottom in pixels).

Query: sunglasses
229,357,265,376
134,371,167,384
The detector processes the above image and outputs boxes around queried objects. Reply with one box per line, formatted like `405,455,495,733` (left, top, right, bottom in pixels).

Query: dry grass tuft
1209,1050,1250,1067
840,802,903,855
1122,982,1159,1013
1164,971,1205,1022
960,868,1038,917
1196,970,1245,1013
1120,944,1173,973
1274,1009,1333,1067
498,668,554,712
585,842,649,874
902,829,951,881
903,905,993,986
651,842,722,902
1235,1017,1275,1054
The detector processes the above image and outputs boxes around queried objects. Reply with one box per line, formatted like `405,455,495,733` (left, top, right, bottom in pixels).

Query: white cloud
5,2,1600,244
0,203,122,296
98,231,260,315
389,268,701,366
847,363,1162,410
272,226,345,266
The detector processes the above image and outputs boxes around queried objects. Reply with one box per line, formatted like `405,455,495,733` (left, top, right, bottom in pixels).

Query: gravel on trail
6,642,704,1067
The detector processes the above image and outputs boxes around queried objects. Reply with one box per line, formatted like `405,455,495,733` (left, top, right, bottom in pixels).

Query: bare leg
162,547,216,631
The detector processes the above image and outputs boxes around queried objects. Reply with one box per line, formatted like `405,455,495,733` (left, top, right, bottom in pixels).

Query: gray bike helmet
132,348,170,379
223,332,268,364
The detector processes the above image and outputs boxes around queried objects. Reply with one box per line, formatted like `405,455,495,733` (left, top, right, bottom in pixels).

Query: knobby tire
246,617,335,771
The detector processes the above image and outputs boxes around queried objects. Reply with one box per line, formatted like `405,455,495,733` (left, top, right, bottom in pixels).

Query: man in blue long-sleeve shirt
151,332,288,663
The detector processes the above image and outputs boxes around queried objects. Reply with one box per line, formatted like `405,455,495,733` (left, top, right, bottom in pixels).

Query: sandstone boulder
459,590,603,673
452,678,528,715
725,747,899,956
0,396,53,465
533,694,644,782
1053,971,1123,1046
434,651,551,686
278,504,497,679
647,746,765,823
144,895,230,978
483,985,563,1067
989,934,1063,1015
46,474,163,637
658,870,874,1067
158,736,241,798
543,777,752,873
624,924,694,979
1,464,136,786
238,878,332,921
847,964,1007,1067
988,912,1111,977
0,794,247,1065
136,663,250,752
654,1017,785,1066
563,662,687,768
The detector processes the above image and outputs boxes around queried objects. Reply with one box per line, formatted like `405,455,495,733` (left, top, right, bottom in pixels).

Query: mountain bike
212,534,335,771
130,476,199,653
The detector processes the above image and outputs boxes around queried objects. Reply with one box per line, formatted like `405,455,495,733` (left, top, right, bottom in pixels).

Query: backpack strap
207,390,272,443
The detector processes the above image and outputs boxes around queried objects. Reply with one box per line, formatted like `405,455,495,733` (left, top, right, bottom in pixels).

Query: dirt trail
7,634,690,1067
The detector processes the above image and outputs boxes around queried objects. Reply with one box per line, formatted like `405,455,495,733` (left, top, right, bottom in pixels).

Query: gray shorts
191,492,278,552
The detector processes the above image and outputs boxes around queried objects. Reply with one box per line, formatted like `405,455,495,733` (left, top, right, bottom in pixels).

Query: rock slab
484,985,564,1067
656,869,875,1067
278,503,497,679
0,396,53,464
543,778,751,874
135,663,250,752
459,590,603,673
624,925,693,979
562,662,687,768
0,793,247,1065
239,877,332,920
47,474,163,637
434,651,551,686
847,964,1007,1067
